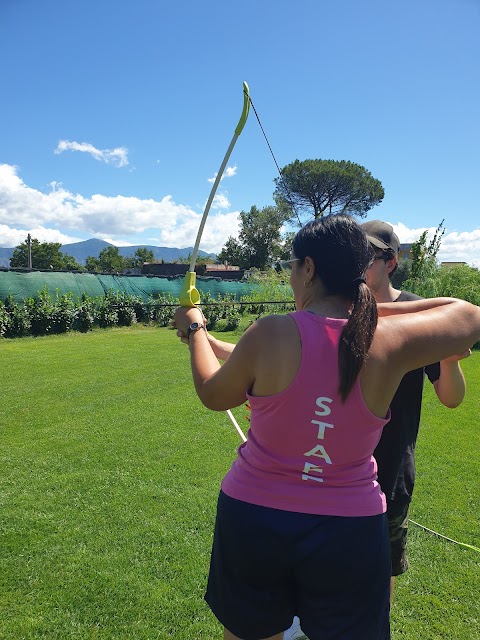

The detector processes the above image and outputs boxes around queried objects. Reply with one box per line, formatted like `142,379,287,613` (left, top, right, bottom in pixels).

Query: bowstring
247,94,303,228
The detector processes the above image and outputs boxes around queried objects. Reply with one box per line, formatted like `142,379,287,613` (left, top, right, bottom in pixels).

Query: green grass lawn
0,326,479,639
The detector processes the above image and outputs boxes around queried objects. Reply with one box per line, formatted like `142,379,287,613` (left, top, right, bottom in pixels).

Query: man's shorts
386,501,410,576
205,491,391,640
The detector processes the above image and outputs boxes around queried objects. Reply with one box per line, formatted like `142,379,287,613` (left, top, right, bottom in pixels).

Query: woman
174,214,480,640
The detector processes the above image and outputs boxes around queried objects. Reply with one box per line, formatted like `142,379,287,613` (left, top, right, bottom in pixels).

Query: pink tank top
221,310,390,516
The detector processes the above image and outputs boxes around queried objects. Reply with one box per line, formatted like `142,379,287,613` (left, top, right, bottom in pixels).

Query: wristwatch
186,322,206,341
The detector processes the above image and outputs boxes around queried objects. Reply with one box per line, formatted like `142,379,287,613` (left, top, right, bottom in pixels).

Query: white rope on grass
409,519,480,553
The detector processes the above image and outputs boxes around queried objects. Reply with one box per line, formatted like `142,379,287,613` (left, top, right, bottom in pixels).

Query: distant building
440,261,467,268
398,248,468,268
204,264,244,280
398,243,413,260
142,263,204,277
141,262,244,280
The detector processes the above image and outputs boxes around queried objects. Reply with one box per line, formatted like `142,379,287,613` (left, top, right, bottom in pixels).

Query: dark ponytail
292,214,377,401
338,281,377,402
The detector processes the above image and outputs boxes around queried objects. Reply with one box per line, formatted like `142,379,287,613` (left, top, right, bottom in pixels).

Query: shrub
151,294,176,327
24,287,55,336
240,268,293,317
76,294,97,332
223,304,241,331
50,291,76,334
0,301,8,337
199,291,222,330
115,293,137,327
131,296,150,323
3,296,31,338
98,292,119,328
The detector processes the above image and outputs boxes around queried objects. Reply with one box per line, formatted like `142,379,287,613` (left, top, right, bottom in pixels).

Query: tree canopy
85,246,155,272
274,159,384,222
217,205,291,270
86,247,123,273
407,220,445,282
131,247,155,268
10,238,83,271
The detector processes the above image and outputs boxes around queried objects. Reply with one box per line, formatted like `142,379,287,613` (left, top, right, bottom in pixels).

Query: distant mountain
0,239,216,268
62,239,112,264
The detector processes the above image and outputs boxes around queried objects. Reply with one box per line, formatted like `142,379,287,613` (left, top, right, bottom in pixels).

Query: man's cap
361,220,400,255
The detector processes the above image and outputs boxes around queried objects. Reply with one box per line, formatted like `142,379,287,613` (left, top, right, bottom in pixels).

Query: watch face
187,322,204,339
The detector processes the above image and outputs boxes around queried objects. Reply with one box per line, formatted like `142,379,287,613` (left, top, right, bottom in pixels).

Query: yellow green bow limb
179,81,250,308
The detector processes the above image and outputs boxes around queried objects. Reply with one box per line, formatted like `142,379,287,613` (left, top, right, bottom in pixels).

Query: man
361,220,468,601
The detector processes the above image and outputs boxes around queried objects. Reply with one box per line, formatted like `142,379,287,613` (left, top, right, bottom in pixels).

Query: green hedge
0,287,295,339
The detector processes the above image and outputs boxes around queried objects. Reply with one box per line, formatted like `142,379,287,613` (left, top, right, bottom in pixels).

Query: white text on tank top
302,396,334,483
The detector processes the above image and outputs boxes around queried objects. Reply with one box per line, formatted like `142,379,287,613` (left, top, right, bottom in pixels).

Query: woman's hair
292,214,378,402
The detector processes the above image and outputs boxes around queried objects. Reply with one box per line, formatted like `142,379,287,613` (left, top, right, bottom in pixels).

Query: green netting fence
0,270,278,304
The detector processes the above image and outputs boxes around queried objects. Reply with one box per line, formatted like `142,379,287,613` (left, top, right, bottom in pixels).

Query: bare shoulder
244,313,297,342
242,314,301,397
254,313,295,328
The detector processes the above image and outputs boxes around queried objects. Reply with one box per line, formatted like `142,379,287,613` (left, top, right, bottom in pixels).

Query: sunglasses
276,258,300,271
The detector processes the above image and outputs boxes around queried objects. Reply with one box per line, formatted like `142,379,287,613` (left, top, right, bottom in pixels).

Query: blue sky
1,0,479,265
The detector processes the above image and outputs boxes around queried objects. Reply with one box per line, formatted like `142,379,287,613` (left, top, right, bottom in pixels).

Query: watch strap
187,322,205,340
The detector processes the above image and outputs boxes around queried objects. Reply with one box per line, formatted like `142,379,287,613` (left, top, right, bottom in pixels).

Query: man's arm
433,351,470,409
377,297,456,317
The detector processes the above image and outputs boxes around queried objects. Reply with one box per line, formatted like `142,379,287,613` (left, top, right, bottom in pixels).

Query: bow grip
179,271,201,308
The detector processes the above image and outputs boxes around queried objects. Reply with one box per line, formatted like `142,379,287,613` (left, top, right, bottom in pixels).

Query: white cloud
1,164,477,262
0,224,82,248
54,140,129,168
438,229,480,268
157,211,241,254
207,164,237,183
211,194,230,210
0,163,240,253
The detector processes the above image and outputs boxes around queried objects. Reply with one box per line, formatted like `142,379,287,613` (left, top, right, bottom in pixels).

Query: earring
304,279,312,288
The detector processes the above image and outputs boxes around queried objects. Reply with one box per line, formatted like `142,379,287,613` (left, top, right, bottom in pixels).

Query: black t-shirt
373,291,440,506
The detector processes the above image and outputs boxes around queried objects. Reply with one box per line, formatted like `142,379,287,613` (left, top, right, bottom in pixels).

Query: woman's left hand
173,307,205,336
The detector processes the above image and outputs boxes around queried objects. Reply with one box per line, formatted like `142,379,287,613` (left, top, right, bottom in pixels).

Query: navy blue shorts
205,491,391,640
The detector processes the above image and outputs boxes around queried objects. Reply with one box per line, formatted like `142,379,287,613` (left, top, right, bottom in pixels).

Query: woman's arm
206,333,236,361
174,307,257,411
174,310,236,361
